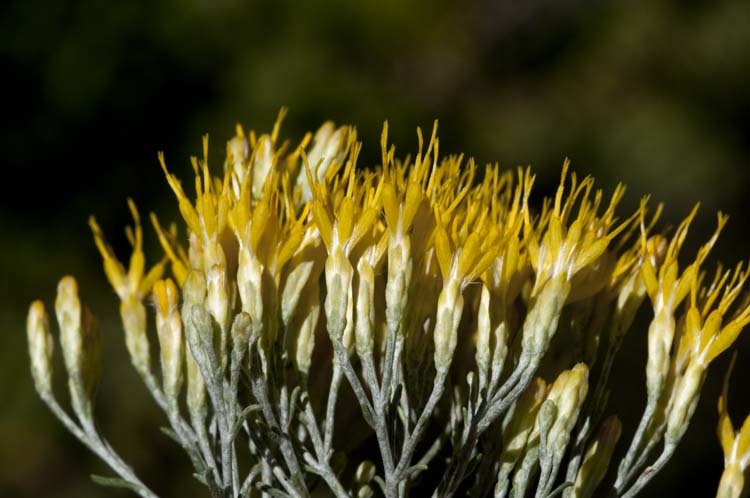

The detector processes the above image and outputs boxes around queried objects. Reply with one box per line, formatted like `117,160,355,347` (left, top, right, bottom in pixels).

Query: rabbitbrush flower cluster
26,112,750,498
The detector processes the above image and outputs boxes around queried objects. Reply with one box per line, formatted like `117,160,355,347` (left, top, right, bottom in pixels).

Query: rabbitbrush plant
26,112,750,498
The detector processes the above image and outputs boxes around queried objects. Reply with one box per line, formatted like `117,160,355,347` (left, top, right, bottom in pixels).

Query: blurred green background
2,0,749,496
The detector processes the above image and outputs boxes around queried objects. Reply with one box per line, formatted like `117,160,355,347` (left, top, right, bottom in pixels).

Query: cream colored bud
571,416,622,498
324,251,353,343
295,295,320,376
492,321,509,378
355,259,376,355
355,460,376,484
27,300,54,396
231,312,253,352
297,123,349,199
252,136,274,199
475,285,492,381
612,268,647,341
120,295,149,376
183,270,207,309
55,276,100,419
206,264,229,332
521,275,569,357
665,362,705,444
547,363,589,454
385,236,411,334
281,260,315,327
238,248,264,338
433,278,463,371
154,278,183,405
646,310,675,401
227,133,249,198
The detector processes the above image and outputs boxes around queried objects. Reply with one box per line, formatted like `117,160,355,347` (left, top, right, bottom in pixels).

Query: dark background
2,0,749,497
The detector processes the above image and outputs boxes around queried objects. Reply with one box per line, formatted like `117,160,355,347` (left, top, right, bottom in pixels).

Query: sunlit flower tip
433,205,501,289
380,123,435,236
527,162,634,297
294,122,355,204
677,262,750,368
27,300,54,396
89,200,166,301
159,148,232,265
642,206,727,314
149,214,190,286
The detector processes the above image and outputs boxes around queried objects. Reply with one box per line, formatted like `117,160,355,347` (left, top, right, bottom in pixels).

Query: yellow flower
89,200,165,374
715,356,750,498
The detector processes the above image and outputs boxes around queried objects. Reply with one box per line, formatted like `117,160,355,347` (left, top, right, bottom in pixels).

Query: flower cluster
26,112,750,498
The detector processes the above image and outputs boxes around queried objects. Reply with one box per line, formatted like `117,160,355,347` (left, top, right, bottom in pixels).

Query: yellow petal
89,217,127,299
382,182,400,232
434,217,452,281
705,322,744,364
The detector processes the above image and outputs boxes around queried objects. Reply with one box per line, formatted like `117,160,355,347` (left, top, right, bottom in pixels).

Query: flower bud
355,259,376,355
27,300,54,397
227,131,249,198
355,460,376,485
297,310,320,377
433,278,463,371
206,264,229,333
491,320,509,382
521,274,569,357
183,270,207,312
296,123,350,202
646,309,675,401
238,249,264,338
385,236,411,335
475,285,492,383
252,135,275,199
55,276,100,420
571,416,622,498
665,362,705,444
154,278,184,405
546,363,589,456
120,295,149,376
281,260,315,327
324,250,353,345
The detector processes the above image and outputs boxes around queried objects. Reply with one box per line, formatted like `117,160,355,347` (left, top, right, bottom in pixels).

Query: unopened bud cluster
26,112,750,498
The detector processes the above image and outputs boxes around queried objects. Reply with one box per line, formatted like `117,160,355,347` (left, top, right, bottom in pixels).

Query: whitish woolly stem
619,444,675,498
41,394,161,498
324,364,344,452
394,368,448,477
332,339,399,498
613,400,657,492
299,405,349,498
